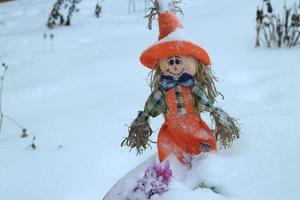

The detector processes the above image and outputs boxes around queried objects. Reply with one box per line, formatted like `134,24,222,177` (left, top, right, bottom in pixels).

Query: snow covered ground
0,0,300,200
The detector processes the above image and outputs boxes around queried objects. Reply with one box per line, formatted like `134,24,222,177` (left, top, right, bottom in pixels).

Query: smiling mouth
167,69,184,76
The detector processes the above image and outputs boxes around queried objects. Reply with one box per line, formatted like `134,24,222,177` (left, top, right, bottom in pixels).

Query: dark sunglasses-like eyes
168,57,182,66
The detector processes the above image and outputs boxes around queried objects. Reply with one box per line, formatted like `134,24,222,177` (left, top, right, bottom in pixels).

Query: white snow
156,27,192,43
157,0,169,12
0,0,300,200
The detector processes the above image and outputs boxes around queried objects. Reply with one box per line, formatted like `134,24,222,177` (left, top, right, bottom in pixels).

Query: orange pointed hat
140,1,211,69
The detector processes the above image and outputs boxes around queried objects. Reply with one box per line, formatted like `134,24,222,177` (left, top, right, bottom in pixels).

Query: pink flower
128,161,172,199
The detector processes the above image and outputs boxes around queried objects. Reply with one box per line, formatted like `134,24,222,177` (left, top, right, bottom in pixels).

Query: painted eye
168,59,174,66
175,58,181,65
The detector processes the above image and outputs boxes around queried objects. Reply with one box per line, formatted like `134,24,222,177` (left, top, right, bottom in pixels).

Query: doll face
159,55,197,77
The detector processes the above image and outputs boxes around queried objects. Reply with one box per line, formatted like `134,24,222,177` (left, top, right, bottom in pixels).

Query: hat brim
140,40,211,69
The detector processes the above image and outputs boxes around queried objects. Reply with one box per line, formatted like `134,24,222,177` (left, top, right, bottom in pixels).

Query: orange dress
157,86,217,163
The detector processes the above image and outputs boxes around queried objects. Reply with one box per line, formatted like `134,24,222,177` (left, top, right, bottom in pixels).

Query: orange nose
174,67,178,71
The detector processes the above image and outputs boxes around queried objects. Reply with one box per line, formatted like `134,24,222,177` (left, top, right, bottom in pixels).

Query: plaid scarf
137,82,213,121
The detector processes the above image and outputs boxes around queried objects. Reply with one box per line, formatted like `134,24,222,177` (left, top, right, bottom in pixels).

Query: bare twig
0,63,8,135
31,136,36,150
145,0,184,30
2,114,26,130
0,63,29,138
128,0,136,14
256,22,262,47
256,0,300,48
145,0,160,30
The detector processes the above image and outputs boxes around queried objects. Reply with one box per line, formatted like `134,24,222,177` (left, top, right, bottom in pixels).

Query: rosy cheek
186,67,195,75
183,64,196,75
160,65,169,73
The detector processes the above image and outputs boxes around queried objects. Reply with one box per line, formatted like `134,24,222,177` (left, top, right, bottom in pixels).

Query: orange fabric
140,40,211,69
140,11,211,69
157,87,217,163
158,11,183,40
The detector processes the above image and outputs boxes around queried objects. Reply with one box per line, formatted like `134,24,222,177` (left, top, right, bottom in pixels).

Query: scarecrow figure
121,1,240,165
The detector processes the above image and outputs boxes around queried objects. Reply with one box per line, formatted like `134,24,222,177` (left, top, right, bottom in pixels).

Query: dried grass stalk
145,0,184,30
168,0,183,15
121,114,154,154
145,0,160,30
211,107,240,149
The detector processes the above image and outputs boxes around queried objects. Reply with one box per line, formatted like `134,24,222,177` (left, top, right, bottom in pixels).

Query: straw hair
147,64,162,92
194,61,223,103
